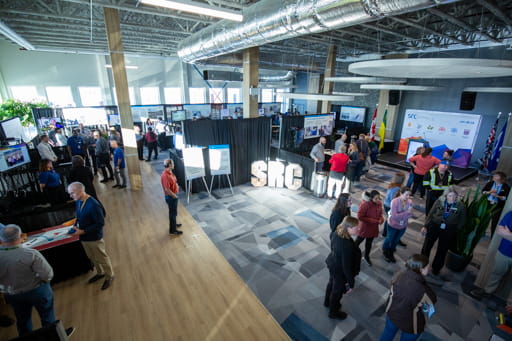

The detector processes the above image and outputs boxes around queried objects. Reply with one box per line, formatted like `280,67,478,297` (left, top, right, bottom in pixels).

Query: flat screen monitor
340,106,366,123
405,140,425,163
1,117,25,142
0,143,31,172
172,110,186,122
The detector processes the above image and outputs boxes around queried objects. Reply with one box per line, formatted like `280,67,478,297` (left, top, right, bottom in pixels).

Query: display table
24,220,92,283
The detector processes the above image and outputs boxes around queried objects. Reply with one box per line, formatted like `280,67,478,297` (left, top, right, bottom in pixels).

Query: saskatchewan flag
378,109,387,151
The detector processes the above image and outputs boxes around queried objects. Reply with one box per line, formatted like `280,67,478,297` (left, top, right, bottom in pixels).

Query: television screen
172,110,186,122
0,143,31,172
340,106,366,123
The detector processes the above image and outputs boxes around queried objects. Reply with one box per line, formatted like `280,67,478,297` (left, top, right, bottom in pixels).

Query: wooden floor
1,162,289,340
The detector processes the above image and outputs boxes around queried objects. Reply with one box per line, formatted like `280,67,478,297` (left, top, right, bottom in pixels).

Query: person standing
356,190,384,266
327,145,350,199
406,146,425,188
334,133,348,154
134,125,144,161
38,159,65,205
36,134,57,162
161,159,183,235
69,155,98,200
145,127,158,162
355,133,369,181
345,142,361,190
93,130,114,183
110,140,127,189
423,161,453,215
310,136,326,172
329,193,352,238
482,171,510,237
324,216,361,320
67,129,86,159
409,147,440,198
421,188,466,276
67,182,114,290
53,128,67,147
0,225,74,336
383,172,405,238
382,187,413,263
380,254,437,341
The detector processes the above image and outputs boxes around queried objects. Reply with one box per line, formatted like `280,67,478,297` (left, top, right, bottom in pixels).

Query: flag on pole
369,107,378,141
378,109,387,150
480,112,501,170
487,113,510,172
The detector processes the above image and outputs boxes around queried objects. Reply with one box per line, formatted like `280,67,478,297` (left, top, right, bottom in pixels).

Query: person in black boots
324,216,361,320
93,130,114,183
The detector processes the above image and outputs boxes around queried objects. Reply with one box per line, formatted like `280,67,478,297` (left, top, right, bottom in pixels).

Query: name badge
440,223,446,230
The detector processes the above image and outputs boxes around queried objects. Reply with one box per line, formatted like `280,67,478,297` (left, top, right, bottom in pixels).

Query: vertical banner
208,145,231,175
183,147,206,180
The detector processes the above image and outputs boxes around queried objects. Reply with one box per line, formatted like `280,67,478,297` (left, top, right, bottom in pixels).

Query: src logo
407,113,417,119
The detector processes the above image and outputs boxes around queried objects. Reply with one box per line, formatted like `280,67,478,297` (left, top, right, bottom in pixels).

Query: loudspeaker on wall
460,91,476,111
388,90,400,105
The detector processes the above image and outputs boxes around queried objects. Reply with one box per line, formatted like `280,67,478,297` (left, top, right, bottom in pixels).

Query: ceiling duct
177,0,460,63
201,67,295,82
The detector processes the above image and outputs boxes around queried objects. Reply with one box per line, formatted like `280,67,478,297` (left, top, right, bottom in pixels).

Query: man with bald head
67,182,114,290
310,136,327,172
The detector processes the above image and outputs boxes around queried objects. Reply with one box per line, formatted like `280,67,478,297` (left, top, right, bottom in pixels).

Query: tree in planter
0,99,49,126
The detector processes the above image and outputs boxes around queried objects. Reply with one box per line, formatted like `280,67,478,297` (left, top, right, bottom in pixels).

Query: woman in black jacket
482,171,510,237
329,193,352,238
324,216,361,320
69,155,98,200
380,254,437,341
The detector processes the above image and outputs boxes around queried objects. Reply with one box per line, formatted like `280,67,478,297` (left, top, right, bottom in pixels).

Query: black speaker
460,91,476,111
388,90,400,105
203,70,208,80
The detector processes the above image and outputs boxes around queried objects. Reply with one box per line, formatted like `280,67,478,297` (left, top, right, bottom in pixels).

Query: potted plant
446,187,498,272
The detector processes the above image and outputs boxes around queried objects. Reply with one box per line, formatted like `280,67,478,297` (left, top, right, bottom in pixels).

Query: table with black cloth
27,222,93,284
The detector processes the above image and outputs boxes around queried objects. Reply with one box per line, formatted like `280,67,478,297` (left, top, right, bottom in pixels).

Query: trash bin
313,173,327,197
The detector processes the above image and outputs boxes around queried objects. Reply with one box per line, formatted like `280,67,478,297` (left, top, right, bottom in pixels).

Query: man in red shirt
161,159,183,235
327,145,350,199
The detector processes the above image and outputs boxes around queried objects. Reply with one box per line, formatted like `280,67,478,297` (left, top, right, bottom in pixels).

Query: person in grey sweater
93,130,114,183
310,136,326,172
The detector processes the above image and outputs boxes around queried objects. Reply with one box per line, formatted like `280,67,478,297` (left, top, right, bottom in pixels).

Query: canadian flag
369,107,378,141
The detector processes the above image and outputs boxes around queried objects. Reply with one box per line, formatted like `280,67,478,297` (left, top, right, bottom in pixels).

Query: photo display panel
0,143,31,172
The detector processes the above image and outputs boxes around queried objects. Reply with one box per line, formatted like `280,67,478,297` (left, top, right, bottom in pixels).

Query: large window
79,87,104,106
189,87,205,104
227,88,241,103
261,88,274,103
113,87,136,105
140,87,160,105
276,89,288,112
10,86,42,102
46,86,75,107
209,88,224,104
164,87,182,104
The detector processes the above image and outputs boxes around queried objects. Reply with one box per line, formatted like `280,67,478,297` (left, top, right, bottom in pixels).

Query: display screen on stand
0,143,31,172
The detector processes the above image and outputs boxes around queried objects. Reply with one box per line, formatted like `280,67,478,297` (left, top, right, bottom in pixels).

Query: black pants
425,190,443,216
165,195,178,233
355,236,374,258
147,142,158,160
88,147,97,174
421,225,457,274
411,173,425,196
324,267,345,314
136,139,144,160
97,153,113,180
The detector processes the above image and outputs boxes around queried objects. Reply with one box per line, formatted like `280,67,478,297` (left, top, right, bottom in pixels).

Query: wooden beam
243,46,259,118
321,44,337,113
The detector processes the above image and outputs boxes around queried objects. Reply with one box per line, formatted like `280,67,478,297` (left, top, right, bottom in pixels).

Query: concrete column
321,45,337,113
104,7,142,190
243,47,259,118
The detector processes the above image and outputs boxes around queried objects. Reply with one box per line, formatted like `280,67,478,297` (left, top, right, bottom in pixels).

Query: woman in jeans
408,147,440,198
382,187,413,263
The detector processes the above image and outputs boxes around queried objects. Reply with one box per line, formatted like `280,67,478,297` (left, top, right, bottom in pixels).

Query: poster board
405,140,425,163
131,105,164,122
62,108,109,126
183,147,206,180
1,117,26,142
398,109,482,154
340,106,366,123
209,145,231,175
304,114,334,139
108,114,120,126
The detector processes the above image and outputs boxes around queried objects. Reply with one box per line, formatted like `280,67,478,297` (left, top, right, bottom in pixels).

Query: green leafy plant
0,99,49,126
452,187,498,257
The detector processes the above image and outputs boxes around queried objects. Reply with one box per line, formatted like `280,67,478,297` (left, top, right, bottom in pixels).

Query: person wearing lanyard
67,182,114,290
482,171,510,237
421,188,466,276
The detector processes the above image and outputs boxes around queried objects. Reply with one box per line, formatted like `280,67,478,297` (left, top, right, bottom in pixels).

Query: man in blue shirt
110,140,126,189
67,129,86,159
470,210,512,299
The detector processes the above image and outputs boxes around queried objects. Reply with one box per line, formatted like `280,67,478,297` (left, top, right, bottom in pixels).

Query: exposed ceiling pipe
177,0,460,63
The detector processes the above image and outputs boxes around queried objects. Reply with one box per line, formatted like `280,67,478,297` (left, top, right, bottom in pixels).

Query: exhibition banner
304,114,334,139
398,109,482,154
131,105,164,121
62,107,109,126
209,145,231,175
183,147,206,180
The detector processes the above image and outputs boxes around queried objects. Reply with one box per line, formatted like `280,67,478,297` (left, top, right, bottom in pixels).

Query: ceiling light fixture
140,0,243,22
463,87,512,93
325,77,406,84
332,92,368,97
360,84,444,91
105,64,139,70
280,92,355,101
0,20,34,50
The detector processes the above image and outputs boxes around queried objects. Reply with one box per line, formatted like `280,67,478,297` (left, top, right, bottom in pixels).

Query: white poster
208,145,231,175
399,109,482,153
62,107,109,126
304,114,334,139
183,147,206,180
131,105,164,121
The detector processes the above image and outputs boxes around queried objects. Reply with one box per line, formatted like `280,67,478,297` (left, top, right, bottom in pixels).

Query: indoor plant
446,187,498,272
0,99,49,126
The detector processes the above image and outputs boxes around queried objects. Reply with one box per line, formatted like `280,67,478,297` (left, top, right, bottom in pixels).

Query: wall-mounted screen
172,110,186,122
340,106,366,123
0,143,31,172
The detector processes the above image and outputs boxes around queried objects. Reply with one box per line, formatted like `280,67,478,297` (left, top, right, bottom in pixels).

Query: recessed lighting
105,64,138,70
141,0,243,22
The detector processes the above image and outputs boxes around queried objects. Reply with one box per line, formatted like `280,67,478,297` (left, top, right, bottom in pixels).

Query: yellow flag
378,109,387,150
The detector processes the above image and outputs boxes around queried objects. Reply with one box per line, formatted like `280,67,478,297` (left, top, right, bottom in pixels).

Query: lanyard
79,196,89,214
443,201,454,219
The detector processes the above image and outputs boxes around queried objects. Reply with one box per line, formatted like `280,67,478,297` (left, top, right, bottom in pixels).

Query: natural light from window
261,88,274,103
113,87,136,105
227,88,241,103
164,87,182,104
209,88,224,104
10,86,43,103
140,87,160,105
79,87,103,106
46,86,75,107
189,88,205,104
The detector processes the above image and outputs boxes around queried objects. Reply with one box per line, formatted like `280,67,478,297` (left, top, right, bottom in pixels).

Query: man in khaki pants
67,182,114,290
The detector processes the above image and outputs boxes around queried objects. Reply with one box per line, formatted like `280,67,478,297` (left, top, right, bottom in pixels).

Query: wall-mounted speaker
460,91,476,111
388,90,400,105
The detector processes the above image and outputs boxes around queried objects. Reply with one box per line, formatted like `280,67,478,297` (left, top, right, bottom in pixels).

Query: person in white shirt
36,134,57,162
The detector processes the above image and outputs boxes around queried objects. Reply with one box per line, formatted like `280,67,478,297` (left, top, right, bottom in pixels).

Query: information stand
208,144,234,195
182,146,210,204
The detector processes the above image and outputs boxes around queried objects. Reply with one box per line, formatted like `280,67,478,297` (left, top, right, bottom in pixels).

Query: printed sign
183,147,206,180
209,145,231,175
304,114,334,139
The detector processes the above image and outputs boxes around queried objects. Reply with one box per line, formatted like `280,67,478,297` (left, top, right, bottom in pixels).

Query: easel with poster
182,146,210,204
208,144,234,195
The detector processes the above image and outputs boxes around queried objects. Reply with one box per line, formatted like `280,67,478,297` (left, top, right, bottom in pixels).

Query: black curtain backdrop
182,117,271,190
